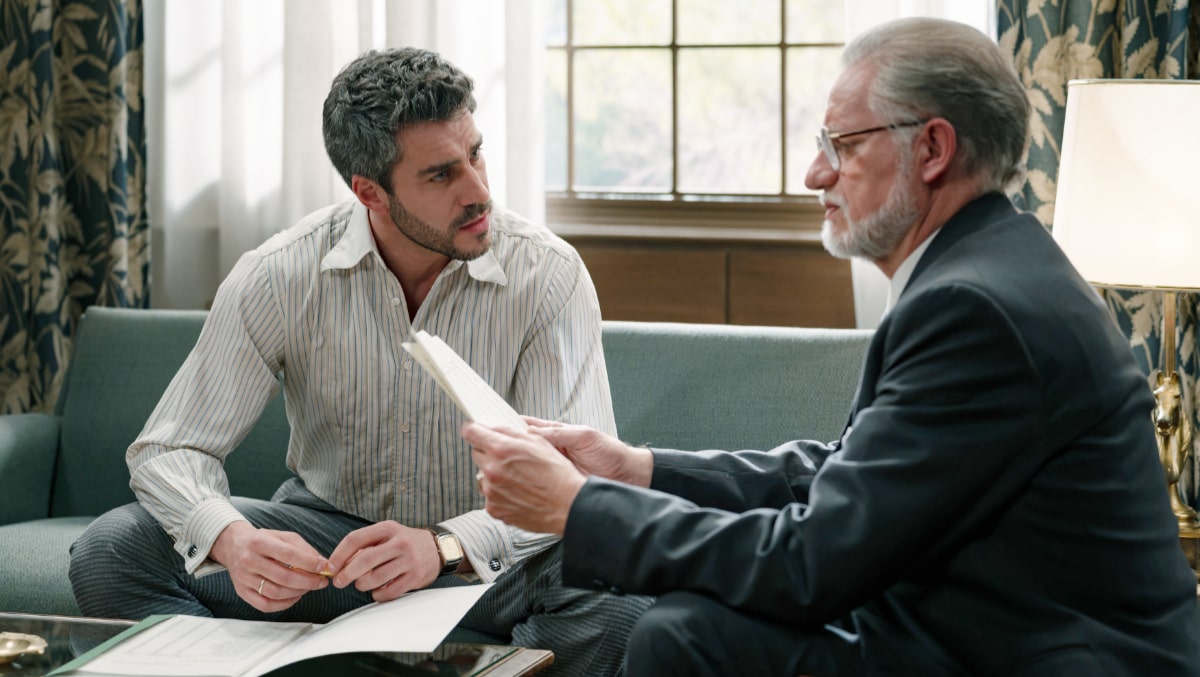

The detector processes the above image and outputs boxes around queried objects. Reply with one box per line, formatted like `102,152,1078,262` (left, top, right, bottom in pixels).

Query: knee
69,503,185,618
70,503,168,577
625,592,718,676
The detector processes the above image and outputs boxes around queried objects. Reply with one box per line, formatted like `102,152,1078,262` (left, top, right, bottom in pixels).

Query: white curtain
143,0,544,309
844,0,994,328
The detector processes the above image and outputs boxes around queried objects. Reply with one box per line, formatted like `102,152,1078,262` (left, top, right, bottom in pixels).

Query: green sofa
0,306,871,623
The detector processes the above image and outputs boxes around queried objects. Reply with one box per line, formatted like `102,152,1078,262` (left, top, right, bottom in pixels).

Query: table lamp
1052,79,1200,562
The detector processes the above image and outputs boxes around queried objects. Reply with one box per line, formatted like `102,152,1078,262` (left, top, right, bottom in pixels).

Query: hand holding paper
461,422,585,535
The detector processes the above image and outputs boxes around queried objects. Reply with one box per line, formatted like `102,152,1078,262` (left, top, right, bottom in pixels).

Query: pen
287,564,334,577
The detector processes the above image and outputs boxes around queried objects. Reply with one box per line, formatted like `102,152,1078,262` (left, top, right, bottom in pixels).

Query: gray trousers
69,479,651,677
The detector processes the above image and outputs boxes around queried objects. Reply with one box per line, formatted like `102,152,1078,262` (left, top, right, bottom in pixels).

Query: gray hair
322,48,476,190
843,18,1029,193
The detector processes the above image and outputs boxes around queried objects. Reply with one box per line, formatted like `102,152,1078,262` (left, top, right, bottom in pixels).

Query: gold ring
258,578,266,595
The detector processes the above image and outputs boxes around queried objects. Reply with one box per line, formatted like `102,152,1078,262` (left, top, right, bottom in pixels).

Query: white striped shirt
127,200,616,583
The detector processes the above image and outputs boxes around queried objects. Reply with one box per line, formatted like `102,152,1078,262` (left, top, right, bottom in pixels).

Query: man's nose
805,151,836,191
461,166,490,205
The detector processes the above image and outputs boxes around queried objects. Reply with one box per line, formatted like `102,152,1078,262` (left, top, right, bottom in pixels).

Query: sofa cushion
0,517,92,615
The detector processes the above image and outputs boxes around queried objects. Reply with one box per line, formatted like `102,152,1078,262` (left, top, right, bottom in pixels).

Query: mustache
452,201,494,230
820,193,844,209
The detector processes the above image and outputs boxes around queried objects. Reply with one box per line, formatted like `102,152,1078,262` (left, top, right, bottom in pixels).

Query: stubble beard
388,197,494,261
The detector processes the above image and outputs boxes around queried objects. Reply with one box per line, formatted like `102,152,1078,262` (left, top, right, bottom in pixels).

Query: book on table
401,330,527,430
50,585,493,677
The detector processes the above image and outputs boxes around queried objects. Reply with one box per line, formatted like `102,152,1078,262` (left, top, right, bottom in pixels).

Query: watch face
438,533,464,562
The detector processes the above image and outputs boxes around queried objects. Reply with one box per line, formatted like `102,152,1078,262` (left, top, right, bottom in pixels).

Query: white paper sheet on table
55,584,492,677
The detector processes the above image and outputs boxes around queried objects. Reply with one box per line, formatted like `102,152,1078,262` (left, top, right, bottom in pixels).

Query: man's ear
351,175,390,212
917,118,957,184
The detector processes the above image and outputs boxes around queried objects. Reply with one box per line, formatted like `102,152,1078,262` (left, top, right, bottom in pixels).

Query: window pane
786,46,842,194
678,48,781,195
573,49,672,192
545,50,568,190
574,0,671,46
786,0,844,43
545,0,567,46
677,0,780,45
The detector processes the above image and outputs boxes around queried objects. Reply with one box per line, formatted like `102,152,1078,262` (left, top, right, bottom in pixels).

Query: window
545,0,845,235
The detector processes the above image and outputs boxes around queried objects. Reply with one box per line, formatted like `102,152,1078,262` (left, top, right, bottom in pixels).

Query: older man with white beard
459,16,1200,677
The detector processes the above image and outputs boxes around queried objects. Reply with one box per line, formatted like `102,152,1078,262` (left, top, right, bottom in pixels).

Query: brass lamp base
1170,493,1200,540
1181,532,1200,593
1175,487,1200,588
1148,297,1200,590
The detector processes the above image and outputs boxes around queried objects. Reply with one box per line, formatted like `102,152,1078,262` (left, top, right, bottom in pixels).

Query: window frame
545,0,843,240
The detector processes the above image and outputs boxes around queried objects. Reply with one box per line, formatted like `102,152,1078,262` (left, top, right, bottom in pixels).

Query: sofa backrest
52,307,293,518
601,321,872,452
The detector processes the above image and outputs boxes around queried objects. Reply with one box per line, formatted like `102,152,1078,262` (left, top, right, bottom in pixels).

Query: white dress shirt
885,229,940,313
127,200,616,583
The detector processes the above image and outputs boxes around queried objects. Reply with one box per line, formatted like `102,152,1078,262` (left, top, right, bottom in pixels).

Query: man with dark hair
70,47,649,676
462,18,1200,676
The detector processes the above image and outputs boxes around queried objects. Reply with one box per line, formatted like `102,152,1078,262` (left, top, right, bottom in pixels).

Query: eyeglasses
816,119,928,171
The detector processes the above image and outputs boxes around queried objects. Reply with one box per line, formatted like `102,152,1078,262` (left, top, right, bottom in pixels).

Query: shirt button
400,423,410,433
489,559,502,572
391,297,400,306
403,360,412,370
608,585,623,595
187,545,198,557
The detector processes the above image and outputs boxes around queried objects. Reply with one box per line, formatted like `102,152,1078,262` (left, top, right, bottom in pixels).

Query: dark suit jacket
563,193,1200,675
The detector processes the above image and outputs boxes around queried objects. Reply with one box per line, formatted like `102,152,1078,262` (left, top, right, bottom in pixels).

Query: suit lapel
839,192,1017,436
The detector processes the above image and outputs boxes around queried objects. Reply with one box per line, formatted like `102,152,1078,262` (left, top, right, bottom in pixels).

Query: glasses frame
816,119,929,171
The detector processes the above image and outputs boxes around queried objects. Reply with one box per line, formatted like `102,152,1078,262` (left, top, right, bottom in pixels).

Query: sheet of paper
63,585,492,677
403,331,527,430
248,584,492,676
75,615,309,676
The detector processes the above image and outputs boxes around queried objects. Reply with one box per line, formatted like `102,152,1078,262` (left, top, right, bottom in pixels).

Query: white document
402,330,527,430
57,584,491,677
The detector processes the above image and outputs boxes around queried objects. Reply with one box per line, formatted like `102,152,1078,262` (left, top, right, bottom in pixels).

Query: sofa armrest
0,413,61,525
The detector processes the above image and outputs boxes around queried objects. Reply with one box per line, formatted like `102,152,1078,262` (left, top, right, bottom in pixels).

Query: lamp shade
1052,79,1200,291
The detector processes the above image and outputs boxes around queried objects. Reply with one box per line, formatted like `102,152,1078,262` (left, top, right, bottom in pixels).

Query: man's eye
833,139,861,158
431,171,449,182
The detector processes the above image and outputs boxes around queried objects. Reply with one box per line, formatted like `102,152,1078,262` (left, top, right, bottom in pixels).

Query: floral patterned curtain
999,0,1200,504
0,0,148,414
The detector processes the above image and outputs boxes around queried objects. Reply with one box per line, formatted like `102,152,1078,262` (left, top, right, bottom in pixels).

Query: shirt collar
320,202,508,285
885,229,939,312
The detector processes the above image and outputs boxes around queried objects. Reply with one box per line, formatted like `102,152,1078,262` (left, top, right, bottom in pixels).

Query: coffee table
0,612,552,676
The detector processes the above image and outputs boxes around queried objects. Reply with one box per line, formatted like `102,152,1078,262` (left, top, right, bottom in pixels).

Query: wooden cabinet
567,237,855,328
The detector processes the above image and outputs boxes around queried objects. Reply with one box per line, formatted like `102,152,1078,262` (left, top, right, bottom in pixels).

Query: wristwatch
425,528,464,575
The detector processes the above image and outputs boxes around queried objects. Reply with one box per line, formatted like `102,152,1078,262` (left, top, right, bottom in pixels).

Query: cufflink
186,545,198,557
488,558,502,572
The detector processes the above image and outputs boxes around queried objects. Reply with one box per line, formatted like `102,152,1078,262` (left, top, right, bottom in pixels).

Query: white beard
821,159,919,261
